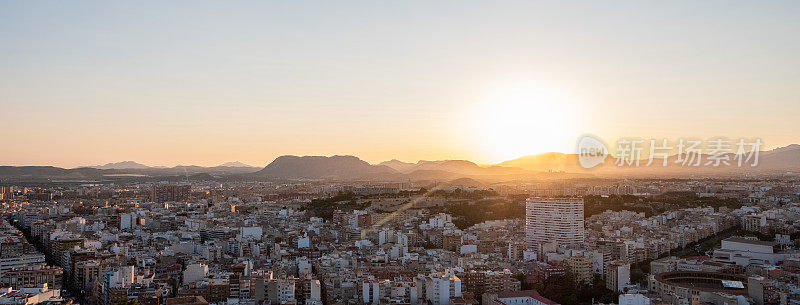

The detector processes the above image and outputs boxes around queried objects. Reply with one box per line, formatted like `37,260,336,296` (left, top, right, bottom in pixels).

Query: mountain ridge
218,161,256,168
254,155,399,179
497,144,800,176
2,144,800,182
92,161,150,170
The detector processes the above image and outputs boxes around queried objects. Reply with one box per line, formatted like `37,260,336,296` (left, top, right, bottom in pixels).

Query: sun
473,82,584,162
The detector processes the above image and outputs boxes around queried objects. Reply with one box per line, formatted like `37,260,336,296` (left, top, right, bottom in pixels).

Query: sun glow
474,82,584,163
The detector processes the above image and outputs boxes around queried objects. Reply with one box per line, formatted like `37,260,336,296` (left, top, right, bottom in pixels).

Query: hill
255,155,398,179
496,144,800,177
92,161,150,169
218,161,256,168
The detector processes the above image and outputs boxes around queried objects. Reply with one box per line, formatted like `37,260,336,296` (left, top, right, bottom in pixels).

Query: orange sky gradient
2,2,799,168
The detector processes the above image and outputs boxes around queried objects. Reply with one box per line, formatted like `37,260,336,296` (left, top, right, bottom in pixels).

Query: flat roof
721,280,745,289
723,237,778,247
496,290,539,298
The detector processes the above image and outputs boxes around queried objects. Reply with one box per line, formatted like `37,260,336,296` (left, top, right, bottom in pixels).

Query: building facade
525,198,584,250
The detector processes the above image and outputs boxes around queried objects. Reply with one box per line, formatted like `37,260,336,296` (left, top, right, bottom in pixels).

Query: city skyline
2,2,799,305
2,1,800,167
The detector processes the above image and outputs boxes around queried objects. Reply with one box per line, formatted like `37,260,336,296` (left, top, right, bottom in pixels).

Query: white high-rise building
525,198,585,249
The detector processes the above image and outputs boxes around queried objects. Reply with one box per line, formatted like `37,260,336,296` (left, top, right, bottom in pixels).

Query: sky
1,1,799,168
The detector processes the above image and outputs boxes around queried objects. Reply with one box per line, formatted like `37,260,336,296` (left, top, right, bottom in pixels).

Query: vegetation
583,193,743,218
666,225,744,257
742,227,800,246
306,191,368,220
361,187,498,200
532,274,618,305
362,188,427,199
427,196,525,229
427,188,498,199
114,298,140,305
307,188,510,226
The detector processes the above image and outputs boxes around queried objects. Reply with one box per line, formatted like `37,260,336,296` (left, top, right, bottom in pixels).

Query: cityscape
0,159,798,305
2,2,800,305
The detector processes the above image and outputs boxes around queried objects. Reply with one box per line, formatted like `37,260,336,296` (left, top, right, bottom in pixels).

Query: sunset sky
2,1,799,168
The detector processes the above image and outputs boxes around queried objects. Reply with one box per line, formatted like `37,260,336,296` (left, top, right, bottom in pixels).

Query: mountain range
494,144,800,177
2,144,800,182
91,161,256,170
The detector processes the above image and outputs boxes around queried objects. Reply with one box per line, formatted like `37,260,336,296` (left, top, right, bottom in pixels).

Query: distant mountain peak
378,159,417,172
255,155,398,179
93,161,150,170
218,161,255,168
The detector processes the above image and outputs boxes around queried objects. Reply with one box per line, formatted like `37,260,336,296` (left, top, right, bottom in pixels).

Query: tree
534,273,618,305
115,298,140,305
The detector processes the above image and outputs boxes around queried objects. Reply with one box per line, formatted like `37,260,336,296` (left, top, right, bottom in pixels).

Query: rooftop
723,237,778,247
